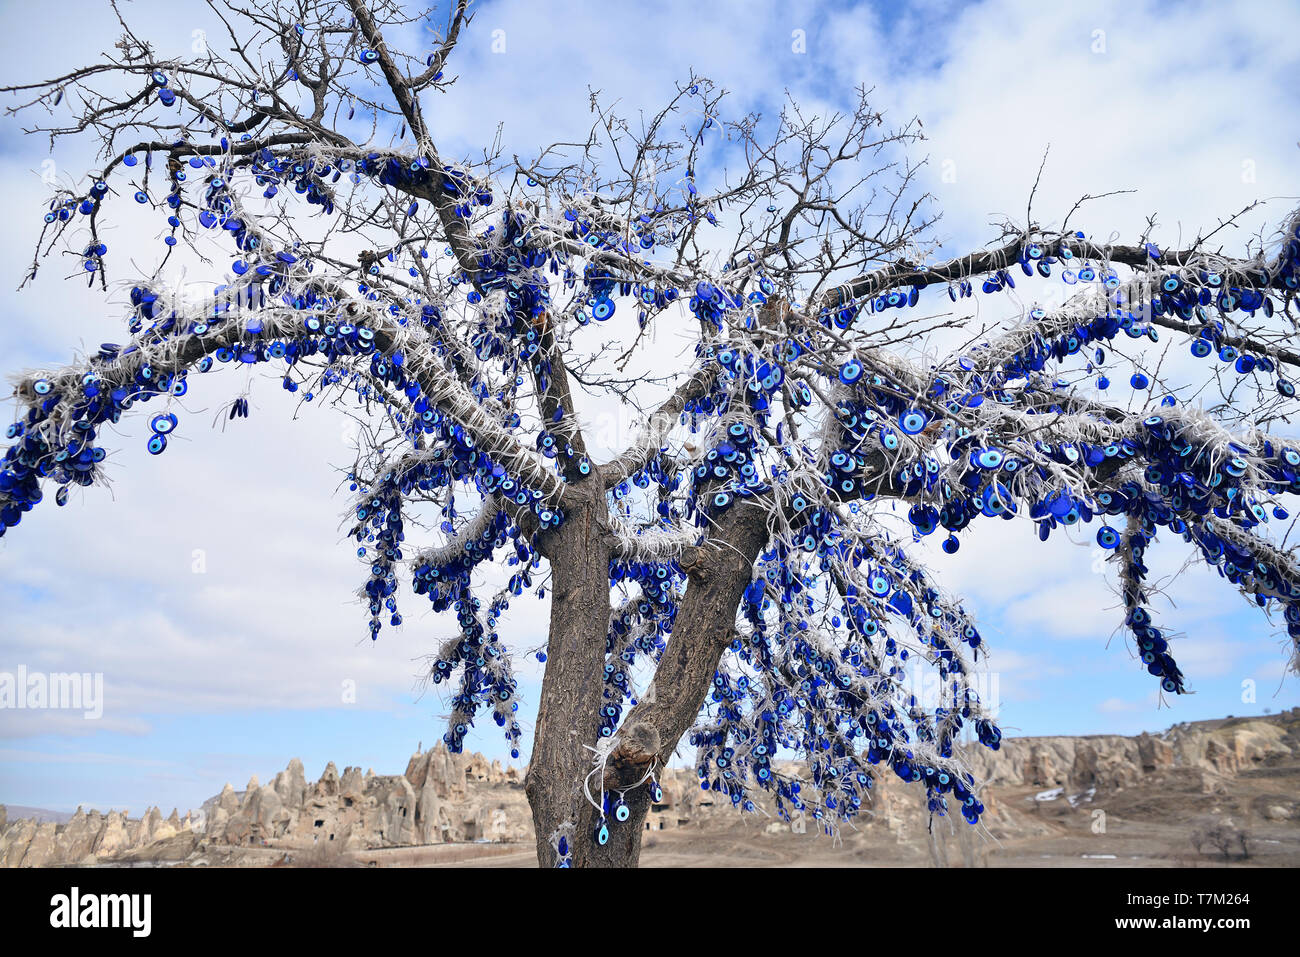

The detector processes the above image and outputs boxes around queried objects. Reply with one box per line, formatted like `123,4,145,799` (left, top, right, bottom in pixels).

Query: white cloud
1097,696,1139,714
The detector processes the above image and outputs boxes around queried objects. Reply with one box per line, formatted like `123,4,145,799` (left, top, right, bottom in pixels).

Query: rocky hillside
960,712,1297,790
2,708,1297,867
1,805,198,868
0,745,531,867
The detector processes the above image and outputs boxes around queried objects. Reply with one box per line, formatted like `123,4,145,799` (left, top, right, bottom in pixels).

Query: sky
0,0,1298,816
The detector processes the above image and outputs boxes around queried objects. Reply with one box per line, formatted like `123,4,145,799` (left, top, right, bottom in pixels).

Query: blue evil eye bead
942,534,960,554
33,378,53,395
614,801,630,822
1190,339,1211,358
908,504,938,535
980,482,1013,517
838,360,863,385
595,822,610,845
134,190,149,204
359,49,380,63
652,781,663,803
971,448,1003,469
55,485,70,507
1279,379,1296,397
899,410,928,435
1096,525,1120,549
149,412,178,434
1130,373,1149,390
147,434,167,455
592,298,614,321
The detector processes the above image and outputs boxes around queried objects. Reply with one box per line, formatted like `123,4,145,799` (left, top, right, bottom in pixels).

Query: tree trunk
524,488,770,867
523,481,614,866
584,501,772,867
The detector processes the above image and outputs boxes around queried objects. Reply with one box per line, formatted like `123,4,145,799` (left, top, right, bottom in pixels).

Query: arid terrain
3,709,1297,867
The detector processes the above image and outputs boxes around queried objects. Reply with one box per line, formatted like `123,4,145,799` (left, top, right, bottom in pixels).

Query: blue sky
1,0,1298,816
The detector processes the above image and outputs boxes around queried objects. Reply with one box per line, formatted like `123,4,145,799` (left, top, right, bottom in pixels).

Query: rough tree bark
523,477,615,866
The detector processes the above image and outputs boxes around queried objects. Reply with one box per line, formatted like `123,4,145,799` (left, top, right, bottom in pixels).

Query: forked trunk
525,496,770,867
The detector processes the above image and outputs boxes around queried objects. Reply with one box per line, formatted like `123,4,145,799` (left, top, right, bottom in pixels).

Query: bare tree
1191,818,1250,863
3,1,1299,868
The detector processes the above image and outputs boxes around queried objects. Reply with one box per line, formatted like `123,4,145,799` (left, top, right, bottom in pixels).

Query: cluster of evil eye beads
675,516,997,830
966,226,1300,399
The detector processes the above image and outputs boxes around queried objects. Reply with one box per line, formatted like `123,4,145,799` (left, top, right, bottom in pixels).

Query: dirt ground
340,807,1299,869
635,760,1300,868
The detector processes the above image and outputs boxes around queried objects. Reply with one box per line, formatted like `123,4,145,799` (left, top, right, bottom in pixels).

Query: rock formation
0,802,200,868
193,743,532,855
958,712,1295,794
3,708,1296,866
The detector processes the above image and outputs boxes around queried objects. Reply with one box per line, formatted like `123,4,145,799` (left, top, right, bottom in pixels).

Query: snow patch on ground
1067,787,1097,807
